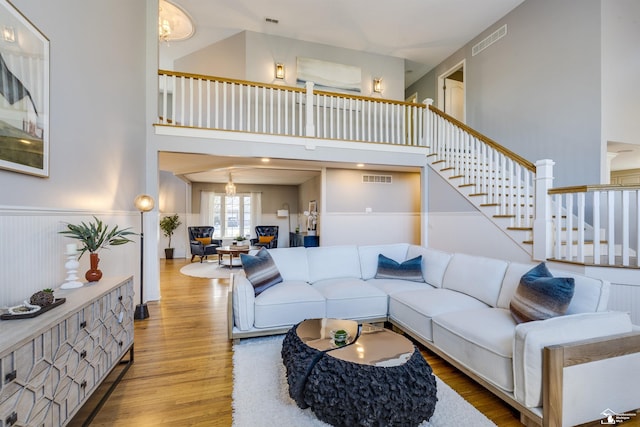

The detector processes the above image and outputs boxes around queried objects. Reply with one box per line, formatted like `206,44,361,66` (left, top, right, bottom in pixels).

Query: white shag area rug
232,335,496,427
179,260,242,279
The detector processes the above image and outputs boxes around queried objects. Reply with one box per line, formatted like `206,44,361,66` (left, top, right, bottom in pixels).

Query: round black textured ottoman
281,318,437,427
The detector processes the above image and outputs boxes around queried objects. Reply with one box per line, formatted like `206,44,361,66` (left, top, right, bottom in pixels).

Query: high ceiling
159,0,527,184
160,0,526,87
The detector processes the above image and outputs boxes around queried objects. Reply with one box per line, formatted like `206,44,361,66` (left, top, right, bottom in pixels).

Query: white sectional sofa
228,243,640,426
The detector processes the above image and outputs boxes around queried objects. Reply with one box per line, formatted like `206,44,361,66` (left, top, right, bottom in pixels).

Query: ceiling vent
362,174,392,184
472,24,507,56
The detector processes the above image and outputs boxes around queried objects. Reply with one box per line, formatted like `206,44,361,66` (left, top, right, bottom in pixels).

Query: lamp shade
134,194,154,212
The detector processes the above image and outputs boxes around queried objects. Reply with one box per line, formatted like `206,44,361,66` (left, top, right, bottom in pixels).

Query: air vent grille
472,24,507,56
362,174,392,184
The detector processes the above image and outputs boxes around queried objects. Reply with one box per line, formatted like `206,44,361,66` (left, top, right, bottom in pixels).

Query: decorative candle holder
61,244,83,289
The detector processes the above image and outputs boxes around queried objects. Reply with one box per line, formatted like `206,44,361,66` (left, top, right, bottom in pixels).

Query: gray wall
427,169,476,213
408,0,603,187
190,182,299,216
174,32,246,78
175,31,406,100
0,1,147,307
326,169,420,214
158,171,188,258
602,0,640,148
1,0,147,210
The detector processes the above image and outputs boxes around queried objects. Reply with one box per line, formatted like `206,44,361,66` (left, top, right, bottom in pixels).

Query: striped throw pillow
375,254,424,282
510,262,575,323
240,248,283,296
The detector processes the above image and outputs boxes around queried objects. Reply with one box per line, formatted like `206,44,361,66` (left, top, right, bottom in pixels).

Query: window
204,193,252,239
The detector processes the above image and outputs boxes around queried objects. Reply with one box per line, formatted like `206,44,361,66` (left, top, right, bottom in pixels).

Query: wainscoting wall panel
0,208,139,309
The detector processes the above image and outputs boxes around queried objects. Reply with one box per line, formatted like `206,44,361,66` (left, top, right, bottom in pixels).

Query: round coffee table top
295,318,415,367
216,245,257,254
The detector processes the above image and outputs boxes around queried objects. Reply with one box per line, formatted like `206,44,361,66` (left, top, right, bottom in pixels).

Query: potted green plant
159,214,182,259
59,216,136,282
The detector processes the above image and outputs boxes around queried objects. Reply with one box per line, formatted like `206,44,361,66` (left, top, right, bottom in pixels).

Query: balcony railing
158,70,425,146
157,70,639,268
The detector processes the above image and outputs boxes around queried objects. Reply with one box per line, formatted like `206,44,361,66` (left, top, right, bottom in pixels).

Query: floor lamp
134,194,154,320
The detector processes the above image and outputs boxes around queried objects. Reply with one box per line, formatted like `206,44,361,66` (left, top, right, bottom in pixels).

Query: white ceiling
608,141,640,172
159,152,420,185
159,0,527,184
160,0,526,87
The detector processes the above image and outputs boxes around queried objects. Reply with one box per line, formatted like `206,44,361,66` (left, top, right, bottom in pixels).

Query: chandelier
158,0,195,43
225,174,236,196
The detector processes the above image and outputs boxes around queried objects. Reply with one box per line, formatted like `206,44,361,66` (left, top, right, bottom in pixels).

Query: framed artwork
0,0,49,177
297,57,361,94
309,200,317,213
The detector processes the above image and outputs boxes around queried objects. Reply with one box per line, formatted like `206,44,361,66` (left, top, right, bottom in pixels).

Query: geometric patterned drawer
0,277,133,427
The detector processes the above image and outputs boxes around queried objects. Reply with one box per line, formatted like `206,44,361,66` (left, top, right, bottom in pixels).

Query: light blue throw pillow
375,254,424,282
240,248,283,296
510,262,575,323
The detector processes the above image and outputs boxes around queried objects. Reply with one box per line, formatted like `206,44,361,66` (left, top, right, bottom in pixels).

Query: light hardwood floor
85,258,525,426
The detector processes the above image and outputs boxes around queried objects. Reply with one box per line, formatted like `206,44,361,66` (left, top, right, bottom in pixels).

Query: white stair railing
424,99,537,230
548,185,640,267
158,70,426,146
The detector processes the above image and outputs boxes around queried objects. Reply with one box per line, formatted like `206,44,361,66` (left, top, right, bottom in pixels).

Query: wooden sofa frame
389,318,640,427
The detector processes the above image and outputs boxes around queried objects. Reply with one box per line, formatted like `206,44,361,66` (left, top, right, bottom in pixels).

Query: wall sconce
275,63,285,80
2,26,15,43
373,77,383,93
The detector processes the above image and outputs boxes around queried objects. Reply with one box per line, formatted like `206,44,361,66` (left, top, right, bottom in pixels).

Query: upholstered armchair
250,225,279,249
188,226,222,262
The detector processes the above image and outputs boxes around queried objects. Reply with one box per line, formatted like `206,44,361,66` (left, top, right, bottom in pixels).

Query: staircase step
548,257,640,269
508,227,533,231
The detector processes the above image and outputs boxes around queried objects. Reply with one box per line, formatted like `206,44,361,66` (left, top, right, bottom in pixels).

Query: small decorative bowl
8,302,41,315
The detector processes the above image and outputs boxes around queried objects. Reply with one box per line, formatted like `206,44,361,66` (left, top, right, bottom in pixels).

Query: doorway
438,60,465,123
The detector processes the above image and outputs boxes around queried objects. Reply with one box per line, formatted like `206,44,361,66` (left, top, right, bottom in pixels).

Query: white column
533,159,555,261
305,81,316,137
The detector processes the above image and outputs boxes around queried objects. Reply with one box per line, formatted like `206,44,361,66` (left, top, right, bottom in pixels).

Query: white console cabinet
0,277,134,427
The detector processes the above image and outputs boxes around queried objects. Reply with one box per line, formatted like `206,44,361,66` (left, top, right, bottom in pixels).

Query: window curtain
250,192,261,239
199,191,213,225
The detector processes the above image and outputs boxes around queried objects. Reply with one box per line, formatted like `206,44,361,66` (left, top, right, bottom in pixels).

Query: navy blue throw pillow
510,262,575,323
240,248,283,296
375,254,424,282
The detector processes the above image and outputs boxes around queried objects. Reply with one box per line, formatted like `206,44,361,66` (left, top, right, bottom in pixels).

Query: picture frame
0,0,49,177
309,200,317,213
297,57,361,94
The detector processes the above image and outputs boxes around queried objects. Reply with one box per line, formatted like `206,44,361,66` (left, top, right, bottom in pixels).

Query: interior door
444,78,465,122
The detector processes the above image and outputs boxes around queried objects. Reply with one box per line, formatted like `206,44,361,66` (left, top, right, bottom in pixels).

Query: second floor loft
156,70,640,270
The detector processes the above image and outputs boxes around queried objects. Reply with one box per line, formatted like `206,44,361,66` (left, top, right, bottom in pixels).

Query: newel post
423,98,434,147
533,159,555,261
305,81,316,137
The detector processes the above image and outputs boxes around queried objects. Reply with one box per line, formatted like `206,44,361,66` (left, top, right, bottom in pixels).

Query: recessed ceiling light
261,158,270,163
357,163,365,168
